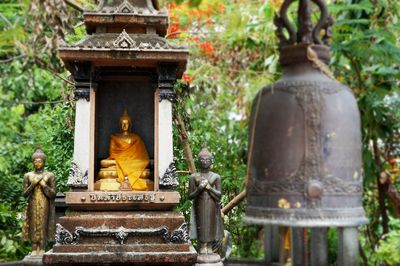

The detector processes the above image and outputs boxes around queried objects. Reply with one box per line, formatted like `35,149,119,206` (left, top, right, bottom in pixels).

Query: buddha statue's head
198,147,213,170
32,145,46,171
119,108,133,133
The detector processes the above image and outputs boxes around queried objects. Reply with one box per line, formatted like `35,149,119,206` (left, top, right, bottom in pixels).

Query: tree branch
47,69,75,86
174,111,196,174
33,57,75,86
222,189,246,215
2,99,68,106
388,182,400,212
373,138,390,234
0,12,13,28
65,0,84,12
176,170,191,175
386,171,400,216
359,242,369,266
0,54,26,63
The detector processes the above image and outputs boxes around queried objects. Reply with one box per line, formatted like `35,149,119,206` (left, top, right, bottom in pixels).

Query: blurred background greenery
0,0,399,264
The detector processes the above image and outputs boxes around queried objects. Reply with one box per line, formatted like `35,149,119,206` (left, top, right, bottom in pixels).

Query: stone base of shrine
22,255,43,266
43,250,197,265
43,211,197,266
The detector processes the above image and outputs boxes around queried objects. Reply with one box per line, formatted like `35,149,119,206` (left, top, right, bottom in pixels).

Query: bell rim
244,216,369,227
245,206,369,227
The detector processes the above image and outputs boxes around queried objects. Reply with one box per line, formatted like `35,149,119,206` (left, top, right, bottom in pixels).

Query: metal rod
338,227,359,266
291,227,304,266
303,228,309,266
310,227,328,266
265,225,281,265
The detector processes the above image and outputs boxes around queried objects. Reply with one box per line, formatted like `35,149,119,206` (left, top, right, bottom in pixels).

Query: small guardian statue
22,145,56,256
189,148,223,265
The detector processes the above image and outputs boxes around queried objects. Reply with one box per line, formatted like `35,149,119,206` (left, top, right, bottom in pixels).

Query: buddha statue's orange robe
108,134,150,191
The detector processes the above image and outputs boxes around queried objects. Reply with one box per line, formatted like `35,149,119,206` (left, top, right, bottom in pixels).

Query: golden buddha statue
95,108,153,191
22,145,56,256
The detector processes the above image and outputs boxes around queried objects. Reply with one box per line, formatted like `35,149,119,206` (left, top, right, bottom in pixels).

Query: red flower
198,42,214,57
167,23,181,39
188,36,199,42
182,73,194,84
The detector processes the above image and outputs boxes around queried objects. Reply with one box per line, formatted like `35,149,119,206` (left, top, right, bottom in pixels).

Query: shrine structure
43,0,197,265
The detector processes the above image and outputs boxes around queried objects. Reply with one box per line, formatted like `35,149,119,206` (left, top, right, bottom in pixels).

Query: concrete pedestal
195,254,223,266
43,211,197,265
22,255,43,266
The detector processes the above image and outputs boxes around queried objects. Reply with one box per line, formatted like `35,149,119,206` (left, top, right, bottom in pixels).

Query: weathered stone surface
43,248,197,266
59,211,184,230
22,255,43,266
53,243,191,253
195,254,223,266
44,211,197,265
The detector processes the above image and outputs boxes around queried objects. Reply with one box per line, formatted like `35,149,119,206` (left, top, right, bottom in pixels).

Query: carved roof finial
118,0,136,13
95,0,158,12
113,29,136,48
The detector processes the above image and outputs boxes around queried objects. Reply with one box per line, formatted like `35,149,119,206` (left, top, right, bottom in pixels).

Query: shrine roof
58,1,188,77
59,30,188,77
84,0,164,15
59,31,186,51
82,0,168,35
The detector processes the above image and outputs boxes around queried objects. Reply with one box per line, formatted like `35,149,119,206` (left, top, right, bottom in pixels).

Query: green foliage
329,0,400,264
0,61,74,205
0,0,75,259
376,219,400,265
0,1,27,56
327,228,338,265
0,203,29,262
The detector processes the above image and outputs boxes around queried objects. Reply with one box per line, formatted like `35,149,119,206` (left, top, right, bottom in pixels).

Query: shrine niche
43,0,197,265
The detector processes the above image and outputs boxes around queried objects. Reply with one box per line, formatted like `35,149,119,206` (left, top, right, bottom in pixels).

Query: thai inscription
89,193,156,202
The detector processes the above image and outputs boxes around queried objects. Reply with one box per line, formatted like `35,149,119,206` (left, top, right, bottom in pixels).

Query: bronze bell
245,0,368,227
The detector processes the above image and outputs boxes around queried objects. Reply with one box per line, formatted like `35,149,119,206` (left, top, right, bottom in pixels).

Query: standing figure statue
22,145,56,256
189,148,223,257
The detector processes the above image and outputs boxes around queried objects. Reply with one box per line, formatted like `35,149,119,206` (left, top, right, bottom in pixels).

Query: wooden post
264,225,280,265
310,227,328,266
338,227,359,266
291,227,304,266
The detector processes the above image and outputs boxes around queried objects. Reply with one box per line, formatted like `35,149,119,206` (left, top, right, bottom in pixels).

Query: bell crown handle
274,0,333,48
